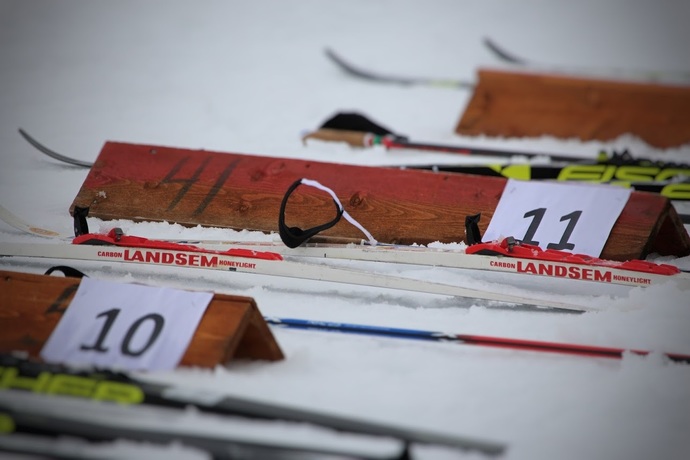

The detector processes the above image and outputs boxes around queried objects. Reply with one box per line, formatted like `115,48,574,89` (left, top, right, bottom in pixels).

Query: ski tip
17,127,52,154
482,37,525,64
324,46,473,89
324,47,364,77
17,127,94,168
324,47,345,65
17,127,33,142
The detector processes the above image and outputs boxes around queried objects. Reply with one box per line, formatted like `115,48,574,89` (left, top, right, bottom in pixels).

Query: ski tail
483,37,525,64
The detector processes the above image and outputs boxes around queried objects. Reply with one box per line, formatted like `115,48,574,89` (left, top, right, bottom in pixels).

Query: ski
324,47,474,89
265,317,690,363
0,353,505,457
483,37,690,83
0,390,406,460
0,229,590,312
204,237,689,290
407,163,690,206
1,204,685,290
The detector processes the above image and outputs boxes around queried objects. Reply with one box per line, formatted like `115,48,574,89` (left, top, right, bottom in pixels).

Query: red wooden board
70,142,690,261
0,270,284,368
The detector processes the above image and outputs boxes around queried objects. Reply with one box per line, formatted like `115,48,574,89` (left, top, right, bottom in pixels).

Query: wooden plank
0,270,284,368
456,68,690,148
68,141,690,261
71,142,505,245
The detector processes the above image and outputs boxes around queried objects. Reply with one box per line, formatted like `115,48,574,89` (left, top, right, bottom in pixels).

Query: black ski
405,162,690,204
325,47,474,89
18,128,93,168
326,41,690,89
0,353,506,457
0,390,403,460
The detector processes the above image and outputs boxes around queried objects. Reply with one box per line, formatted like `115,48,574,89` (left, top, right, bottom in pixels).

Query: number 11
522,208,582,251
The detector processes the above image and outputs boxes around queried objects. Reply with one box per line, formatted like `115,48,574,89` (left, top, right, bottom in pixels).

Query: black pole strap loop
44,265,88,279
73,206,90,237
465,213,483,245
279,179,344,248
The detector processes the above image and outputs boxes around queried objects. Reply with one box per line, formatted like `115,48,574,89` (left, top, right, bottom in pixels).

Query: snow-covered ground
1,1,689,459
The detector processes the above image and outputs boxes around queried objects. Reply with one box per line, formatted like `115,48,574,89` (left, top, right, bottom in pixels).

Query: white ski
201,240,689,290
0,240,591,312
1,203,686,290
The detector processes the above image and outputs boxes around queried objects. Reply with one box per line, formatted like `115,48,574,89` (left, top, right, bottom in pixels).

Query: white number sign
483,179,632,257
41,278,213,371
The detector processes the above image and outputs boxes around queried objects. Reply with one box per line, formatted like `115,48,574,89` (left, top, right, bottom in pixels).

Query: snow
1,1,690,459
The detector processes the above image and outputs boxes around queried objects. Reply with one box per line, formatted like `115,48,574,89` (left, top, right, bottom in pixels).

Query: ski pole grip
302,128,371,148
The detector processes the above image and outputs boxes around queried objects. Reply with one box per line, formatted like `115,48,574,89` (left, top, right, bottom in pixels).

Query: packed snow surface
1,1,689,459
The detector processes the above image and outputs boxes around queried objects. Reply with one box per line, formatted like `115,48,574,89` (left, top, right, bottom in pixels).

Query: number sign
41,278,213,371
483,179,631,257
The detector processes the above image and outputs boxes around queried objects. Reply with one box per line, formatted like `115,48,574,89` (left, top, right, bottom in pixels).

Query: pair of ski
2,204,688,315
4,204,689,362
4,206,688,361
0,220,586,313
0,354,505,458
2,326,688,459
325,37,690,89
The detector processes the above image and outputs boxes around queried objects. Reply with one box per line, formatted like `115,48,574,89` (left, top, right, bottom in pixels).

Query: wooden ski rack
456,68,690,148
0,270,284,368
68,141,690,261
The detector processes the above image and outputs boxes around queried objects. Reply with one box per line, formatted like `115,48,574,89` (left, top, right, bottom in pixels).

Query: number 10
80,308,164,357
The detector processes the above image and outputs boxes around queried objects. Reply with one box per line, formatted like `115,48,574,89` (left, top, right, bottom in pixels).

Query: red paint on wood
70,142,690,261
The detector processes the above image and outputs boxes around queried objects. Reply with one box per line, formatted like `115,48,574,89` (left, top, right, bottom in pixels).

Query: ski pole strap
73,206,90,237
44,265,88,279
278,178,378,248
464,213,483,245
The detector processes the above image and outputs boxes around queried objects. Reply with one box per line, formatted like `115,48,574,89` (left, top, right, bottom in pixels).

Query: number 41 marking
522,208,582,251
